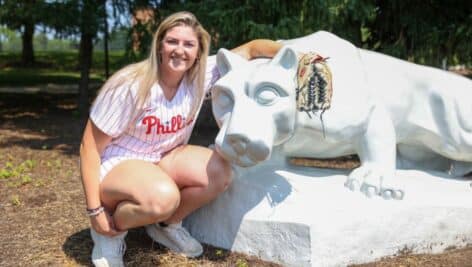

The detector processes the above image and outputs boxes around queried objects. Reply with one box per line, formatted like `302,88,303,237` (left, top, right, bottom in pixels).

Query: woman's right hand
90,211,121,236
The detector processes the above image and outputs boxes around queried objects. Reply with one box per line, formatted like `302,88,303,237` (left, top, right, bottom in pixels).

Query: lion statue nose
225,133,272,163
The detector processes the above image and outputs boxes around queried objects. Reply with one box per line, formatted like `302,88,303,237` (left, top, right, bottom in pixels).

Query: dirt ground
0,93,471,267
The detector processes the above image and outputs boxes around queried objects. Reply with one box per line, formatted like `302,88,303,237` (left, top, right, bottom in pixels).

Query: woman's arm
80,119,119,235
80,119,111,209
231,39,283,60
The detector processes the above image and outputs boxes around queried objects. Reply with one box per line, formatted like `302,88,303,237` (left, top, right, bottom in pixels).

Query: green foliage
0,26,21,52
10,195,21,206
0,0,50,63
162,0,471,67
0,159,37,187
0,0,47,30
235,258,249,267
165,0,378,53
0,157,52,190
124,20,158,61
365,0,472,66
94,27,129,51
1,0,471,70
2,28,125,53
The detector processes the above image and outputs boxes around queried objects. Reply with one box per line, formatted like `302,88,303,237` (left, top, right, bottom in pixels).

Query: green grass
0,50,133,86
0,68,104,86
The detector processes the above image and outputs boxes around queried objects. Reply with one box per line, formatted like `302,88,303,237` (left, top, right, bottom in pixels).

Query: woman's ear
216,48,248,76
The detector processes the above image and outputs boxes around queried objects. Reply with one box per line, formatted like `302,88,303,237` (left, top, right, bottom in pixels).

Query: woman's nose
174,45,184,54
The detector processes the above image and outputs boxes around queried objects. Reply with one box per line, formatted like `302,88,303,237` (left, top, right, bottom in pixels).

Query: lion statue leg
344,105,404,199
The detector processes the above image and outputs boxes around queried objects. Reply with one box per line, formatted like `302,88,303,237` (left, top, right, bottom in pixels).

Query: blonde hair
95,11,211,122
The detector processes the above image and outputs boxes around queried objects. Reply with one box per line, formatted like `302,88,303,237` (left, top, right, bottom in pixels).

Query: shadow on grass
63,227,237,266
62,228,94,266
0,93,89,155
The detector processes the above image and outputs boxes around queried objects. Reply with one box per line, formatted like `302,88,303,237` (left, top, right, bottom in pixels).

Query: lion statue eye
216,90,233,109
255,87,280,105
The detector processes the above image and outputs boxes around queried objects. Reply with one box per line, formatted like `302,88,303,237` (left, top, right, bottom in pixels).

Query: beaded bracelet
86,206,104,217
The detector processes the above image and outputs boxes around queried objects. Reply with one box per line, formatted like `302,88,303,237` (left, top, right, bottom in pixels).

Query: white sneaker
145,222,203,257
90,229,127,267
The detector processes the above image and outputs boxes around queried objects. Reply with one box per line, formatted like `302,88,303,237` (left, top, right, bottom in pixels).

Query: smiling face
160,25,199,76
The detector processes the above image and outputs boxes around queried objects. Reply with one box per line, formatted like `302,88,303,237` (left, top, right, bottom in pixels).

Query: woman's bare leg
157,145,232,223
99,159,180,231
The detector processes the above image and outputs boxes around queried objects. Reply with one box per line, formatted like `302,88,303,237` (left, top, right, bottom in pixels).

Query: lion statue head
211,47,299,167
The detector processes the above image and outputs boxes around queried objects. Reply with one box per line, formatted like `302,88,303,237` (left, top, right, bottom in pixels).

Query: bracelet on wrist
86,206,104,217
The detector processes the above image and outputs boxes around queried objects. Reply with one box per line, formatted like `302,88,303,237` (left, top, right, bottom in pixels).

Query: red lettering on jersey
142,116,157,134
142,114,186,134
157,119,165,133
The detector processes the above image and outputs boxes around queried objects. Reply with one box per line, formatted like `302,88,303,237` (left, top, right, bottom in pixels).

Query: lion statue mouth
214,114,275,167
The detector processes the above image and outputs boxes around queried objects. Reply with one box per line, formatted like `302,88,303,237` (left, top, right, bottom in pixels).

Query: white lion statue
211,31,472,200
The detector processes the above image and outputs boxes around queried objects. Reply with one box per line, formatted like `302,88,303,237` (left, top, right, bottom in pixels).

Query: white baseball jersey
90,55,220,165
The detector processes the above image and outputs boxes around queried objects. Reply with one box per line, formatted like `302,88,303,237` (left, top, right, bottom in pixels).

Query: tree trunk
22,21,35,66
104,6,110,79
78,32,94,116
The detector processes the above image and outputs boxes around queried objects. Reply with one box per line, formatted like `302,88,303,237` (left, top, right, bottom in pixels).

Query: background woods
1,0,471,113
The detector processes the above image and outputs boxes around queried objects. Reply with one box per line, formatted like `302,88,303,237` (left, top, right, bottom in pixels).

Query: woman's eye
166,39,178,45
255,87,279,105
184,42,196,48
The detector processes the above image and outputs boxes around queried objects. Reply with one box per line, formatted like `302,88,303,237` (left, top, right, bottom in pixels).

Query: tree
103,5,110,78
168,0,470,67
166,0,375,53
77,0,106,115
77,0,167,114
44,0,163,115
0,0,47,65
43,0,105,115
113,0,163,60
366,0,472,67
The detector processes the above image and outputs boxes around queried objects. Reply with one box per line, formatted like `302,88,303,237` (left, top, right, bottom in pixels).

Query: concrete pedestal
184,157,472,266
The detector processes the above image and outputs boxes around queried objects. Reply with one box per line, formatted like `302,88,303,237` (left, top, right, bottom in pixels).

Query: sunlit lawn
0,50,132,86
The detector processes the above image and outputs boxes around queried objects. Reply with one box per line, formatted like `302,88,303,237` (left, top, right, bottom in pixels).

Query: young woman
79,11,282,266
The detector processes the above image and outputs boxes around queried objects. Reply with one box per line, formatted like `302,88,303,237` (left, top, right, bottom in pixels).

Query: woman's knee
141,181,180,221
208,153,233,193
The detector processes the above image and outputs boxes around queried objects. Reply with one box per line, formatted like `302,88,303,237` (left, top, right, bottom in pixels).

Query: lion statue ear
216,48,248,76
270,46,298,71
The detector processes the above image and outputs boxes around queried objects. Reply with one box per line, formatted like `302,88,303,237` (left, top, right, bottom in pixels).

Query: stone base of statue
184,153,472,267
